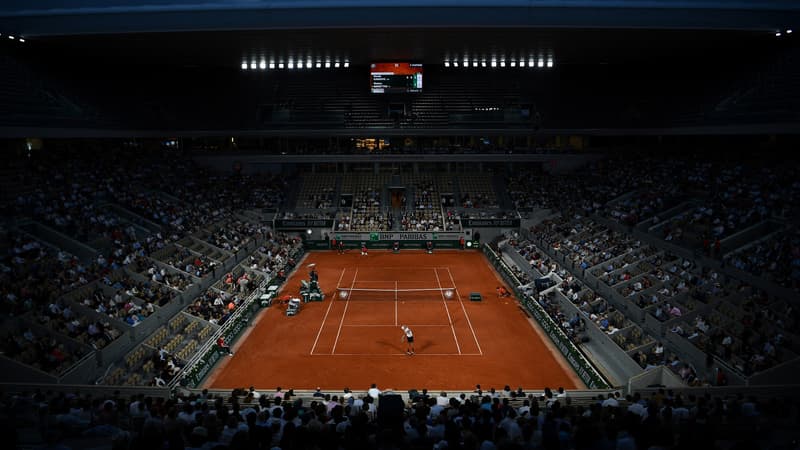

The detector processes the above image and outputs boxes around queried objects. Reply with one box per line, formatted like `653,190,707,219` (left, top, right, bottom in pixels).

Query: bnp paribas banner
335,232,464,241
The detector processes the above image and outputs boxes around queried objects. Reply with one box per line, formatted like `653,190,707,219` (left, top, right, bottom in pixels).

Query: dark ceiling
4,1,796,69
19,28,787,69
2,0,799,37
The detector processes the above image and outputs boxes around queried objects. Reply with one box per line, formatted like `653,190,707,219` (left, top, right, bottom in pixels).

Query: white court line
331,268,358,354
347,280,456,287
434,268,461,355
354,266,457,270
343,324,450,327
394,281,398,326
310,267,347,355
447,267,483,355
313,353,482,357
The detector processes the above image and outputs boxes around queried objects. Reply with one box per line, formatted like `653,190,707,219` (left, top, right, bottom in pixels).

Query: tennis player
400,325,415,355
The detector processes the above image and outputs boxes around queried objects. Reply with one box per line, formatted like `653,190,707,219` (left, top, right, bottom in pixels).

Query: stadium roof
1,0,798,37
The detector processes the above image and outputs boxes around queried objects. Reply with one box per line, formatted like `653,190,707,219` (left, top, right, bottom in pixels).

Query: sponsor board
462,218,520,227
334,232,464,241
275,219,335,228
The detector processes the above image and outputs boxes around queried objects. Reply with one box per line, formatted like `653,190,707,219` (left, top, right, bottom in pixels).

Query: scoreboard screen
370,63,423,94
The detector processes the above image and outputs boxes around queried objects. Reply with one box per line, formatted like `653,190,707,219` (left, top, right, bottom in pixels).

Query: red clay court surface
206,250,582,392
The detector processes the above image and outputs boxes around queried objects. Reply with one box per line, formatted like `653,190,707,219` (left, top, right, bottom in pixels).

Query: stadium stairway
491,173,512,209
392,209,402,231
284,175,304,209
500,236,651,387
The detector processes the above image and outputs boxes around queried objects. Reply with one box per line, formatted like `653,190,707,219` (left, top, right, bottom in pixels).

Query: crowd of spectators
1,328,84,375
202,219,266,254
0,233,97,318
186,289,244,326
507,158,799,289
518,206,798,381
351,187,389,231
39,303,122,349
5,385,798,450
159,246,220,279
400,210,443,232
723,228,800,290
130,257,194,292
103,273,178,308
408,178,445,231
444,210,461,231
1,148,288,376
504,228,707,384
186,232,299,324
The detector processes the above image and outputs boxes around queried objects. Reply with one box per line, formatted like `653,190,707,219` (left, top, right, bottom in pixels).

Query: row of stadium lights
444,58,554,68
242,60,350,70
0,32,25,43
775,28,793,37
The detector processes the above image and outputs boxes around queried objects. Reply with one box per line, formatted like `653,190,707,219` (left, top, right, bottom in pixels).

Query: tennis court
206,250,582,391
310,266,482,356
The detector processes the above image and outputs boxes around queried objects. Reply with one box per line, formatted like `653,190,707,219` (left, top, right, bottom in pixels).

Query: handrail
169,246,304,389
483,244,611,389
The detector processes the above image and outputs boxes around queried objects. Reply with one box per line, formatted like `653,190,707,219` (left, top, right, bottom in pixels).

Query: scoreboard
370,63,423,94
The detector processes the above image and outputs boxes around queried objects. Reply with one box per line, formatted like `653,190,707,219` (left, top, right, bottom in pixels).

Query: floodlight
278,62,285,69
444,61,450,67
510,61,516,67
463,59,469,66
547,59,554,68
453,61,459,67
343,61,350,68
490,60,497,67
297,61,303,68
19,38,25,43
288,61,294,69
249,62,256,69
537,59,544,67
334,62,340,68
307,59,312,68
241,62,248,70
787,29,793,34
325,61,331,68
259,61,266,69
500,61,506,67
8,35,14,40
316,62,321,68
776,31,782,37
269,62,276,69
519,60,525,67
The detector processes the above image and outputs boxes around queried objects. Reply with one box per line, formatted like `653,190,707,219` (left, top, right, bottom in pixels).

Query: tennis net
335,286,456,302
